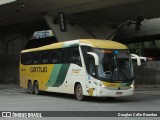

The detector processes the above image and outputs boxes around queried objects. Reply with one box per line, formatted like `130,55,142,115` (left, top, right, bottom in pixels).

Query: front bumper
96,86,134,97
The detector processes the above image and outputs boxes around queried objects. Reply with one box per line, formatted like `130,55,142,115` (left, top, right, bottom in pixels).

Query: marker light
101,50,112,53
104,50,112,53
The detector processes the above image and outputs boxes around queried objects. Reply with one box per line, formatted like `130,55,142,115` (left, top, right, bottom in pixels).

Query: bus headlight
131,81,135,87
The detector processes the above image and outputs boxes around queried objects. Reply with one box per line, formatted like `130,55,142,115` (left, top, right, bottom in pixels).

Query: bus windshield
96,49,133,81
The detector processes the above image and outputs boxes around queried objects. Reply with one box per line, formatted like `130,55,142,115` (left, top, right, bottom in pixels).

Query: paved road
0,87,160,120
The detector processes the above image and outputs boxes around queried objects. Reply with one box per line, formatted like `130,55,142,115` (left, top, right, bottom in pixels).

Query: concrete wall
134,61,160,85
0,40,4,55
0,33,28,83
0,56,19,83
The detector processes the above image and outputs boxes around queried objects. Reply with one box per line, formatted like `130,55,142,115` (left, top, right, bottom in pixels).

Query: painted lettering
30,67,47,72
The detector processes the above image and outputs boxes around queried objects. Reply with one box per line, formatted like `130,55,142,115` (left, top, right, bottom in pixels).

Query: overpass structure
0,0,160,85
1,0,160,41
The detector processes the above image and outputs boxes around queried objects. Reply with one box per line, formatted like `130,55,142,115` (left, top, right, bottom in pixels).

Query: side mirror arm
87,52,99,66
131,54,141,66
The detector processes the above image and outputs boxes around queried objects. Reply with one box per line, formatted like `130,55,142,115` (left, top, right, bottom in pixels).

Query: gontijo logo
30,67,47,72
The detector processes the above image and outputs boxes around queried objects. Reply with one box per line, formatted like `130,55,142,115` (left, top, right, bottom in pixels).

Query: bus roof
21,39,128,53
80,39,128,49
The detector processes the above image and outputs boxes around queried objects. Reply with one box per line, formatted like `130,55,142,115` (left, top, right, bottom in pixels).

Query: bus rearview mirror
131,54,141,66
87,52,99,66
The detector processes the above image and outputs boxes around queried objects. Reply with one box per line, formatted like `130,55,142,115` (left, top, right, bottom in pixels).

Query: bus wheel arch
28,80,34,94
74,82,85,101
33,80,40,95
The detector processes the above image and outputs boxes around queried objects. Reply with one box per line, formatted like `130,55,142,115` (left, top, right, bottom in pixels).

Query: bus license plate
116,92,122,95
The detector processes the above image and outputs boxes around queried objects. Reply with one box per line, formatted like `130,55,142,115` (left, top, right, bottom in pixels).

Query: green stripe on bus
47,64,62,87
52,64,70,87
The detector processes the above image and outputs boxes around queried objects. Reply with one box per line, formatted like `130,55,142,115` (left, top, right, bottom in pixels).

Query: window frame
20,46,82,67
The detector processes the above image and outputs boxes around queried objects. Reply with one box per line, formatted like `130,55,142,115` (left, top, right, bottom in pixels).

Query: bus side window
72,47,82,66
42,51,49,64
50,50,59,64
33,52,42,64
87,55,96,77
61,48,71,64
25,53,33,65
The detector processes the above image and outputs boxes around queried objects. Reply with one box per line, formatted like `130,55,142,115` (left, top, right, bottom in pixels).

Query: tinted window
60,48,72,64
42,51,50,64
21,46,82,66
33,52,42,64
71,47,81,66
50,50,59,64
21,53,33,65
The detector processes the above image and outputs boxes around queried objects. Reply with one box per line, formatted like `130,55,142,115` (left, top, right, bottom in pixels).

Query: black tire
34,81,40,95
28,81,34,94
75,84,85,101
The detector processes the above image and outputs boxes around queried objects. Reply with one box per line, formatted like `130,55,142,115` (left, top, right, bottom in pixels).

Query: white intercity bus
20,39,140,100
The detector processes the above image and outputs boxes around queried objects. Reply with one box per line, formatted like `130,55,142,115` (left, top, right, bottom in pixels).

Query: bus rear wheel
75,84,85,101
34,81,40,95
28,81,34,94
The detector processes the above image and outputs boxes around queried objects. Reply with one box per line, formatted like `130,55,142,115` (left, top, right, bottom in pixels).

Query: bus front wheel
75,84,85,101
34,81,40,95
28,81,34,94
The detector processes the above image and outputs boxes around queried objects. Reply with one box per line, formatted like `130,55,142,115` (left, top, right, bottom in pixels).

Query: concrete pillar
0,32,29,83
0,35,5,55
44,15,94,41
0,36,5,83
